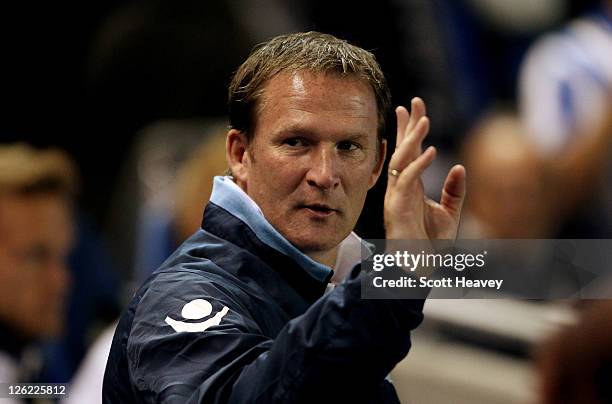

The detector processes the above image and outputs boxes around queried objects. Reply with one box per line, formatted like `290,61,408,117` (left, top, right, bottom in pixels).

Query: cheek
250,154,302,197
343,151,379,178
346,162,376,190
22,288,41,314
2,272,41,322
340,180,369,223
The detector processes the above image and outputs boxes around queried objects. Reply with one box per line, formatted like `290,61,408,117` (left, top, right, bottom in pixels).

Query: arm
127,269,423,403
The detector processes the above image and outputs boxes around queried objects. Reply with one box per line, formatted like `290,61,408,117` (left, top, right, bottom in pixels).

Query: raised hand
384,97,466,240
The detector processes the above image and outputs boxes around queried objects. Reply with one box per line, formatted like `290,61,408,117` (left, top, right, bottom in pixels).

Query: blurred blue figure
0,144,77,393
518,0,612,238
519,0,611,154
37,214,121,383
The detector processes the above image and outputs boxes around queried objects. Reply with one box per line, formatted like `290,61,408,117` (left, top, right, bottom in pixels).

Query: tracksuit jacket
103,176,425,403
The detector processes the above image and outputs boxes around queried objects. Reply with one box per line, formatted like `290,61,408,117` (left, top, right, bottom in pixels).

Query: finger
388,116,430,173
405,97,426,135
406,116,429,161
395,106,409,147
395,146,436,190
439,164,466,216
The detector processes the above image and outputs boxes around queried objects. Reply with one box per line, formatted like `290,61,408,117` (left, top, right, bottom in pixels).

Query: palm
384,98,466,241
424,198,459,240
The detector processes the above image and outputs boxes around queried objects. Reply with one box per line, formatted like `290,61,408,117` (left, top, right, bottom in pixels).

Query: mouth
299,203,339,218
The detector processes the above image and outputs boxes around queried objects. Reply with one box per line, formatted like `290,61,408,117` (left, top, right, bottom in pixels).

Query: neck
306,247,338,268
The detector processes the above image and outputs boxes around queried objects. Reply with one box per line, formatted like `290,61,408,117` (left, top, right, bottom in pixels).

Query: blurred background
0,0,610,402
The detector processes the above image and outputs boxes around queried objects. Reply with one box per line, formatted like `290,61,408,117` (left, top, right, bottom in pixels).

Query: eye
283,137,307,147
337,141,361,152
17,246,49,269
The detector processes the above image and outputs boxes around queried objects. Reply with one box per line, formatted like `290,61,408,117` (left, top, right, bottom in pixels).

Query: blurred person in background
125,120,229,283
537,300,612,404
460,102,612,239
518,0,612,238
519,0,611,156
0,144,76,389
460,110,555,239
458,107,610,298
172,128,229,241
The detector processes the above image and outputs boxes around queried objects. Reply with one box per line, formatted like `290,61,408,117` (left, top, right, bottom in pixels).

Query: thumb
440,165,466,217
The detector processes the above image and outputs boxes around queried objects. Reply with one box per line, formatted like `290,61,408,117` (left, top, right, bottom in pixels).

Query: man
0,144,75,389
104,31,466,403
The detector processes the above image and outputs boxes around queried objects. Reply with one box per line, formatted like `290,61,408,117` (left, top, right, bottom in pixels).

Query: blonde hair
0,143,78,197
229,31,390,141
173,128,228,241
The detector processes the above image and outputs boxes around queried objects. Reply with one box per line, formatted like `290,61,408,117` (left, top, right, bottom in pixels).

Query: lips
299,203,339,217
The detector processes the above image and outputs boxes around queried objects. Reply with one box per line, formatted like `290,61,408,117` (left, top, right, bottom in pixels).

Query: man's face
235,71,385,259
0,193,73,338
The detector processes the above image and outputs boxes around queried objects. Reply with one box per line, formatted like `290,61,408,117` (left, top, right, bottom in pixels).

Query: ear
226,129,251,189
368,139,387,189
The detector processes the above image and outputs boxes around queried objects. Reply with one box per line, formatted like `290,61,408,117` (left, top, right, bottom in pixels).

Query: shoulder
129,266,259,338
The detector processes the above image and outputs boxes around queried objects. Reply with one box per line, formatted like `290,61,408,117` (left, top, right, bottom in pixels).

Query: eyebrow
343,133,369,142
273,125,371,141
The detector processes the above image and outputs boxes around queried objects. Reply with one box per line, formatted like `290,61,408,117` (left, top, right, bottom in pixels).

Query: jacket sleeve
126,267,424,403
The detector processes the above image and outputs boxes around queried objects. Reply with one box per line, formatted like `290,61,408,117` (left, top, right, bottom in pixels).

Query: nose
48,259,72,301
306,146,340,190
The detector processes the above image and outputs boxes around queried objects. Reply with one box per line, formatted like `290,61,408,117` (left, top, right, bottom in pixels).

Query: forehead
0,193,74,249
254,71,378,137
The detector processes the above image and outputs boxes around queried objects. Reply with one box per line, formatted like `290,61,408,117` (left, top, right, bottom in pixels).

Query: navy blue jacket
103,177,425,403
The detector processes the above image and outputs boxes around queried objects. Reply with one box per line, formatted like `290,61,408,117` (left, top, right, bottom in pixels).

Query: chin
34,313,65,338
41,322,64,338
289,233,343,254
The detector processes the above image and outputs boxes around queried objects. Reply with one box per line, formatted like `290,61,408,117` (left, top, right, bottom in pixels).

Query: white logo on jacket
165,299,229,333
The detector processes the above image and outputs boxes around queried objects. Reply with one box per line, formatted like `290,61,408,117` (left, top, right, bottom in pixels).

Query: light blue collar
209,176,333,283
